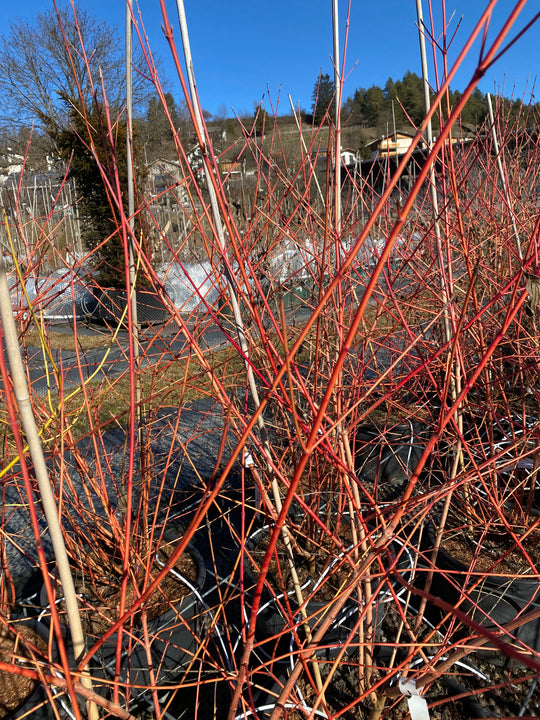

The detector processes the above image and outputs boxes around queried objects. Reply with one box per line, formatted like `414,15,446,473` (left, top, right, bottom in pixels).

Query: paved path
19,320,230,395
13,268,404,396
17,302,318,395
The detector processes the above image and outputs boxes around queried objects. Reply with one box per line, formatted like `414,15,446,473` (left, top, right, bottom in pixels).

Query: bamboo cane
174,0,327,705
0,209,99,719
416,0,467,536
332,0,342,238
487,92,523,261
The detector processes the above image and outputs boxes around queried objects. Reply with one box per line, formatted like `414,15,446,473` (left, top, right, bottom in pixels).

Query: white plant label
399,677,430,720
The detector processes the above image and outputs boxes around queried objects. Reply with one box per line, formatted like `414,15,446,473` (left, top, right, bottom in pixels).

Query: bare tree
0,3,152,136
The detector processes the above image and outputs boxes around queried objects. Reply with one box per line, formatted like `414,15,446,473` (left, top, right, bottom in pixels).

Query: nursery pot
0,619,50,720
354,422,429,502
237,523,406,662
457,411,539,518
297,534,417,662
217,525,293,663
234,670,330,720
419,520,540,661
292,594,385,662
499,457,540,517
89,545,209,690
39,545,210,712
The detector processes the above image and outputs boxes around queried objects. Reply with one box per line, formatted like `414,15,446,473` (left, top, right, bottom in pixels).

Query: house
0,149,24,185
367,126,475,161
340,149,357,167
366,131,422,160
220,158,245,179
312,148,360,173
147,158,190,206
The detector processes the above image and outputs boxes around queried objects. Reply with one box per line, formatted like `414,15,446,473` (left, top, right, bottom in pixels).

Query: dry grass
23,327,116,352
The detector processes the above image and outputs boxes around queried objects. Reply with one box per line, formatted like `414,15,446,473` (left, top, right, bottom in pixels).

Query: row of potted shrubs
6,417,539,718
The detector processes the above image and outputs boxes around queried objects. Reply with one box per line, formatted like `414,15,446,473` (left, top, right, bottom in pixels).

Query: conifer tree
53,101,147,288
311,72,335,125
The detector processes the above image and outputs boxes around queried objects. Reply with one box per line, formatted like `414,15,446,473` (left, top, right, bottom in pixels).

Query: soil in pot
243,523,389,663
441,523,540,576
41,542,209,710
0,622,48,719
45,541,200,637
93,544,209,692
247,517,409,608
419,517,540,660
248,528,356,601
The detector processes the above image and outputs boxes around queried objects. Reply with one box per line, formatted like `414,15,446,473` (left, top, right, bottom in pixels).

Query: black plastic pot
38,546,215,714
8,688,48,720
234,670,330,720
292,595,385,662
214,525,292,664
498,457,540,516
232,524,407,663
419,522,540,661
354,422,431,501
90,546,210,690
456,412,539,513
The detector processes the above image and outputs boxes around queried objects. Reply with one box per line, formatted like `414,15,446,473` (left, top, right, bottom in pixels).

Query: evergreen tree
254,104,270,137
394,71,426,126
342,87,368,125
311,73,335,125
364,86,386,127
384,78,398,106
342,69,491,131
383,77,408,131
461,88,488,127
53,101,147,287
142,92,182,161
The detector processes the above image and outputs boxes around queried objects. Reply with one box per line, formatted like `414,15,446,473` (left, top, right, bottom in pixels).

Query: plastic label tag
398,677,430,720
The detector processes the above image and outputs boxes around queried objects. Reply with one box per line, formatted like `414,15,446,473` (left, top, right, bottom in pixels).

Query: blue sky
1,1,538,117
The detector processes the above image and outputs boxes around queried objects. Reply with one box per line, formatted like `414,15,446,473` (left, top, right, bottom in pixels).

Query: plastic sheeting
159,260,220,313
10,268,98,321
